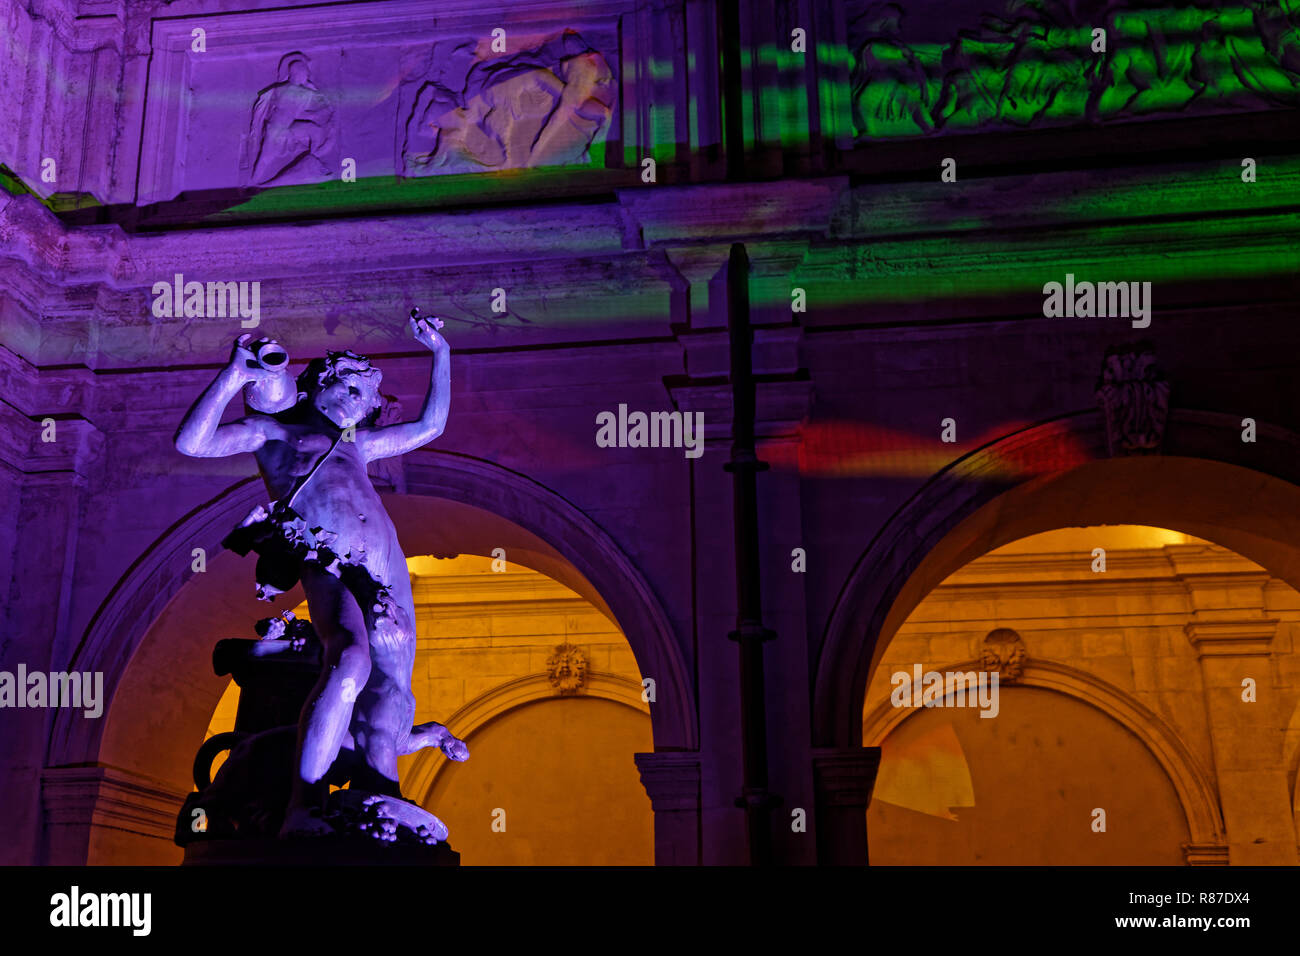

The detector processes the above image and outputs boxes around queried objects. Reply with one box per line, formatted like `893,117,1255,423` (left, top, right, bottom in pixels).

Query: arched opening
816,413,1300,865
46,452,690,865
819,417,1300,748
859,525,1300,864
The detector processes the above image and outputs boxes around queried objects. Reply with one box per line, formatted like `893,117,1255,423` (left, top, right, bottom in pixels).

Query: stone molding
41,765,186,843
1182,842,1231,866
811,746,882,808
633,751,701,812
1184,620,1278,659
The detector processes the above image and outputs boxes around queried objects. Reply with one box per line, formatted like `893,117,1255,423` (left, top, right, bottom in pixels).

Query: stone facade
2,0,1298,865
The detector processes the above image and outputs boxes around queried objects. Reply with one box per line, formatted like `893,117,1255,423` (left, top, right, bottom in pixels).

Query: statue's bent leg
296,568,373,785
349,649,416,796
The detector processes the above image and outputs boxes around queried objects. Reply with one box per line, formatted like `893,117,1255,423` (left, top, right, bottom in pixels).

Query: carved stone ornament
849,0,1300,140
400,30,614,176
980,627,1027,683
240,51,338,187
1095,341,1170,456
546,642,589,695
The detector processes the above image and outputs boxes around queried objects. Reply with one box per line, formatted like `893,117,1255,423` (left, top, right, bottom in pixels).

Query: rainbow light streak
759,418,1093,479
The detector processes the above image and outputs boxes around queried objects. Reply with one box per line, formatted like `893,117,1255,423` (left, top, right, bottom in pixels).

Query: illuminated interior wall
869,686,1192,865
424,696,653,865
864,525,1300,865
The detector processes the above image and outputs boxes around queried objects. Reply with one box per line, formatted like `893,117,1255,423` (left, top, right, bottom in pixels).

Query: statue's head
298,350,383,429
277,51,312,86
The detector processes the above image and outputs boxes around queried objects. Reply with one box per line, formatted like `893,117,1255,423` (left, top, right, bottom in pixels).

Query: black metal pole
718,0,745,180
724,242,777,864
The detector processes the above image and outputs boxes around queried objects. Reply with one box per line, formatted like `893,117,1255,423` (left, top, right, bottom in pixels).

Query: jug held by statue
244,340,297,413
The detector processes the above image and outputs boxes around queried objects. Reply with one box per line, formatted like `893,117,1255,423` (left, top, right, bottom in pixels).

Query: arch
815,408,1300,749
862,660,1225,847
51,448,693,789
405,672,649,806
49,477,268,769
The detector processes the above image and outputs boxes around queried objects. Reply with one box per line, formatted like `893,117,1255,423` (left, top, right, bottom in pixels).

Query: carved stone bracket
1096,341,1170,456
546,642,589,695
980,627,1027,683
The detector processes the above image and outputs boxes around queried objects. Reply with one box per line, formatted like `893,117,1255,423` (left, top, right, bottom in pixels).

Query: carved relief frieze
240,52,338,187
399,30,615,177
849,1,1300,139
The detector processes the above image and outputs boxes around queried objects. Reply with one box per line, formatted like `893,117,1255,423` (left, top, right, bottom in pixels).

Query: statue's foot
279,805,336,839
357,793,449,845
408,720,470,761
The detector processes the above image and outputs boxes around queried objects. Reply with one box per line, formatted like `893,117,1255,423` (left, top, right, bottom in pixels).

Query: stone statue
400,31,614,176
175,310,468,845
241,52,337,186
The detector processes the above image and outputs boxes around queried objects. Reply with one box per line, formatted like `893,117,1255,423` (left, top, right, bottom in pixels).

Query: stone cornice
409,569,581,601
938,545,1265,588
619,180,845,245
4,162,1298,371
1184,620,1278,658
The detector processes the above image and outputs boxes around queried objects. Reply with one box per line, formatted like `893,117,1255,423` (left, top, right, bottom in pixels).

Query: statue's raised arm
174,335,287,458
358,310,450,463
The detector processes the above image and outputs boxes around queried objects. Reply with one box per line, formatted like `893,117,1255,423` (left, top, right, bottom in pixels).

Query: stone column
812,746,882,865
1184,618,1298,864
634,752,702,866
